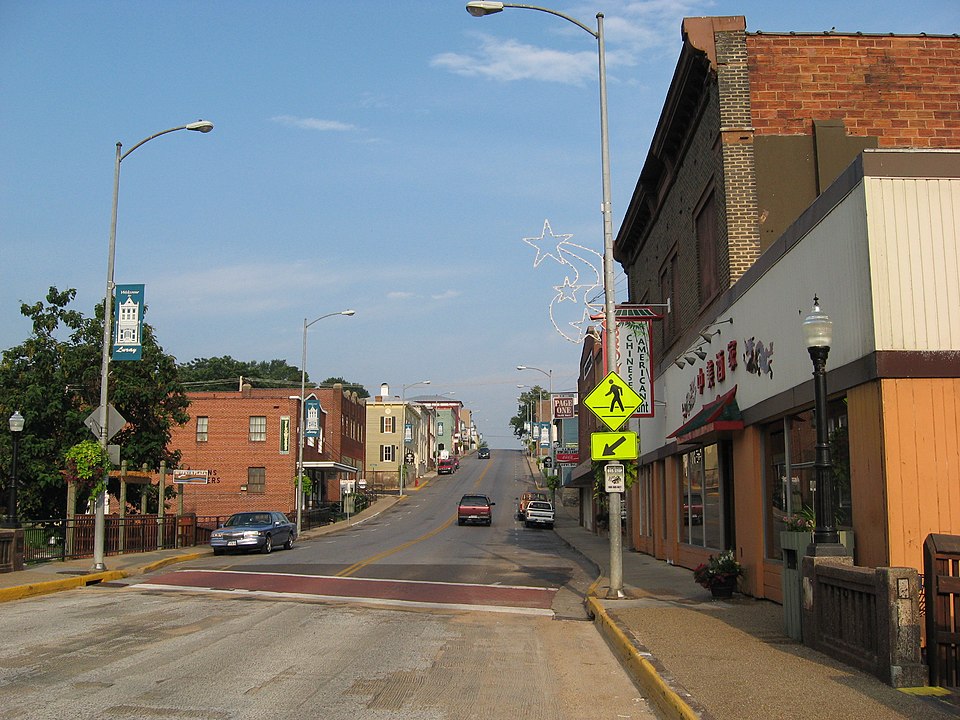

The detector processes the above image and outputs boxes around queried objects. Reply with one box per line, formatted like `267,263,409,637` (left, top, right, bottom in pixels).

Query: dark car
477,447,490,459
210,511,296,555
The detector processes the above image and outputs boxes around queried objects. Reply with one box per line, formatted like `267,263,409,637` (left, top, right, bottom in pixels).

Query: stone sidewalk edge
587,596,708,720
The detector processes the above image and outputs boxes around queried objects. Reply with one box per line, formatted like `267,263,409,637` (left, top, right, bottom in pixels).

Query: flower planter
709,577,737,598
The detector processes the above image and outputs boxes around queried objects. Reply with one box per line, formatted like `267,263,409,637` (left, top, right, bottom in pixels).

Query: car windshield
226,513,271,527
461,495,488,505
528,502,552,510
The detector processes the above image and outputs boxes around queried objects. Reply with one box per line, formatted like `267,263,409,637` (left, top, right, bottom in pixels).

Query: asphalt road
0,450,658,720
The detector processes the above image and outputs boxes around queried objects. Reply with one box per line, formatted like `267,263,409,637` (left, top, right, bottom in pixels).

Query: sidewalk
542,494,959,719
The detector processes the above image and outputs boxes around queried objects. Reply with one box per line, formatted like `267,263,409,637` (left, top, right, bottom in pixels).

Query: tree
321,377,369,398
178,356,303,390
510,386,547,439
0,287,189,519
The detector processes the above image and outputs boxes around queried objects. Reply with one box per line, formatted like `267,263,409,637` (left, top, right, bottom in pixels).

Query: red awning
668,385,743,444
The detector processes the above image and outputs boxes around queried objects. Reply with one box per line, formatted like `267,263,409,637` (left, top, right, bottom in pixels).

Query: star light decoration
522,219,603,344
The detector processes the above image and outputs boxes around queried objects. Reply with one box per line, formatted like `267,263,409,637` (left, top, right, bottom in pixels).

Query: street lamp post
298,310,356,532
471,2,623,596
802,297,847,557
3,411,24,529
92,120,213,571
400,380,431,496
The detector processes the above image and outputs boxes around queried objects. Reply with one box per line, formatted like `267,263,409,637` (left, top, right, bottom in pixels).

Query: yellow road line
336,462,493,577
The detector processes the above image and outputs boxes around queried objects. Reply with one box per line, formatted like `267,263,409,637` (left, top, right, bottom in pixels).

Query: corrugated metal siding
867,177,960,351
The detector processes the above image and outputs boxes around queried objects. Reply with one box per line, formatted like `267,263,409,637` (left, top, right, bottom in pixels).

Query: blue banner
304,397,321,438
112,284,145,361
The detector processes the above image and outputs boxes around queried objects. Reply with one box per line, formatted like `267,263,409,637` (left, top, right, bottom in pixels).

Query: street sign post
590,431,638,461
582,371,643,430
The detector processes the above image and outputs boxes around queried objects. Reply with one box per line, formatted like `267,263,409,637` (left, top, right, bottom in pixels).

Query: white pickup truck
524,500,555,529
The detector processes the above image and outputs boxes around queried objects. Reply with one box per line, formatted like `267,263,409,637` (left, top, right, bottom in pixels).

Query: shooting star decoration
522,219,603,344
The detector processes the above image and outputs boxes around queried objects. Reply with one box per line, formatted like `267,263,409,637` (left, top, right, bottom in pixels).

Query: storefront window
679,444,724,550
763,398,850,559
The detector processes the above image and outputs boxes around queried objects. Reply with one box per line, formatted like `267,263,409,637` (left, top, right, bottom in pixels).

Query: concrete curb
586,596,704,720
0,570,128,603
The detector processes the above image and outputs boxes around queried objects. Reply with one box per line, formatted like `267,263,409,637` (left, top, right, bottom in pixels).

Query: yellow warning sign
591,432,639,461
583,371,643,430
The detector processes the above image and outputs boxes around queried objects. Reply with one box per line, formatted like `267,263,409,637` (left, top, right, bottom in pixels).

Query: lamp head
684,354,698,364
802,296,833,349
185,120,214,133
693,348,707,360
466,1,504,16
341,309,356,316
674,359,686,369
516,365,526,370
8,411,24,433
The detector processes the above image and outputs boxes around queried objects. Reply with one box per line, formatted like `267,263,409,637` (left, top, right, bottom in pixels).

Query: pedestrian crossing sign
583,371,643,430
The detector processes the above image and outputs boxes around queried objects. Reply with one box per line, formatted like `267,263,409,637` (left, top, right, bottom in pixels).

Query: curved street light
468,0,622,597
298,310,356,532
92,120,214,571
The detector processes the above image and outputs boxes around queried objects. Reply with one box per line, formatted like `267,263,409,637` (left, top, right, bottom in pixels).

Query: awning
302,461,359,474
564,459,596,488
668,385,743,445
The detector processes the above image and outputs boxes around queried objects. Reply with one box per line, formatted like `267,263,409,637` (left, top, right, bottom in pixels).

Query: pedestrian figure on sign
605,379,625,412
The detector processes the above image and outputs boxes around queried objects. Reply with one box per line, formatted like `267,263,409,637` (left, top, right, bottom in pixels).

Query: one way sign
590,431,638,461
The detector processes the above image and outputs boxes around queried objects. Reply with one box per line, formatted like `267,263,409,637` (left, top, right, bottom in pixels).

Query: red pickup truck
457,494,495,526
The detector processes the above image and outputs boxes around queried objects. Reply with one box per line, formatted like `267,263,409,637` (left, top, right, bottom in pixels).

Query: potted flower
693,549,743,598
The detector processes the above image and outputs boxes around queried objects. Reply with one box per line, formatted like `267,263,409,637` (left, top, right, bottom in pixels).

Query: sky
2,1,958,448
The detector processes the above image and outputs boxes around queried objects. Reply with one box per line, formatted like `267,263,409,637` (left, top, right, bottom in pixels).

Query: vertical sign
619,320,654,417
112,284,145,361
304,397,321,438
279,417,290,453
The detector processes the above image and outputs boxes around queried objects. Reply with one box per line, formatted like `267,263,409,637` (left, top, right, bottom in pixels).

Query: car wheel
524,521,531,528
457,519,464,526
213,547,223,556
261,535,272,554
486,519,492,526
284,533,294,550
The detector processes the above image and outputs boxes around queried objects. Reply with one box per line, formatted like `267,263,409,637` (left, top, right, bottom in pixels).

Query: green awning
669,385,743,444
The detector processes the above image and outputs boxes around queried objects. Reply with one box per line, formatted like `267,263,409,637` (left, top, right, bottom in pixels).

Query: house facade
364,389,435,490
608,17,960,600
168,383,365,517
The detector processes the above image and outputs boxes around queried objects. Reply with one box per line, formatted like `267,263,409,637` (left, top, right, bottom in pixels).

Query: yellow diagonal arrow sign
591,431,638,461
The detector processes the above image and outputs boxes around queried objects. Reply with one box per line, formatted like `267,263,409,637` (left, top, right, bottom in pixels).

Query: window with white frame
249,416,267,442
380,445,395,463
196,416,208,442
380,415,396,433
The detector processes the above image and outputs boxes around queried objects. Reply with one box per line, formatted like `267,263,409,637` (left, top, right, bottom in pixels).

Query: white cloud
431,290,461,301
387,291,416,300
270,115,356,131
432,35,596,85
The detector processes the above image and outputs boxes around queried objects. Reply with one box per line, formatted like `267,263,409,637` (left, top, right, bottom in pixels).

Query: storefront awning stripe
668,385,743,443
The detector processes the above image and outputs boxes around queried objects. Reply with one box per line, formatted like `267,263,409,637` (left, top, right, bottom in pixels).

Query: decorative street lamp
802,297,846,556
471,1,624,597
298,310,356,533
3,411,24,529
92,120,214,571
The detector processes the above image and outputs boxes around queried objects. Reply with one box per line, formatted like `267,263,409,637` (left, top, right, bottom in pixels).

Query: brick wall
748,34,960,146
168,386,366,516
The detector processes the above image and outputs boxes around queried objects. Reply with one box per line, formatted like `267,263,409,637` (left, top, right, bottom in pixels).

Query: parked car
524,500,555,529
210,511,296,555
477,447,490,459
438,458,455,475
457,494,495,526
516,491,548,520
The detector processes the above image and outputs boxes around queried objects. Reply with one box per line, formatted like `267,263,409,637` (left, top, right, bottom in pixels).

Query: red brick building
168,383,365,517
605,16,960,599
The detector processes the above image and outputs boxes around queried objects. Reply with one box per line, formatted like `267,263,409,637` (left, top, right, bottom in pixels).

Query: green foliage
321,377,370,398
177,356,302,390
64,440,110,498
510,386,547,439
0,287,189,518
296,474,313,497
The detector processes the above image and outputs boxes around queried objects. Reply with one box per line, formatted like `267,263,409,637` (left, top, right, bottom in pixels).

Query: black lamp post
3,411,24,529
801,299,846,557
